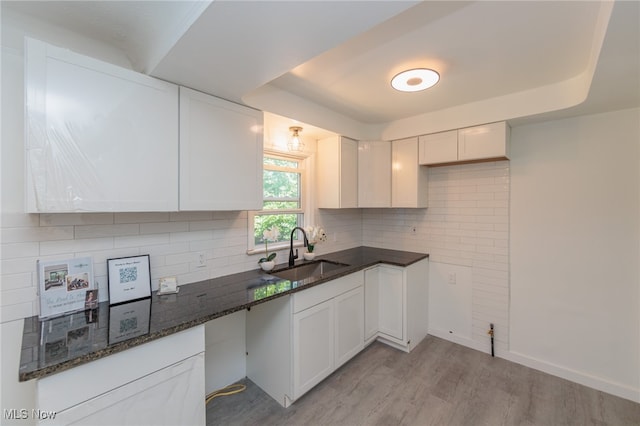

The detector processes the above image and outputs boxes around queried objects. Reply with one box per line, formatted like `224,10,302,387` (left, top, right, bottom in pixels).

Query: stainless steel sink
272,260,349,282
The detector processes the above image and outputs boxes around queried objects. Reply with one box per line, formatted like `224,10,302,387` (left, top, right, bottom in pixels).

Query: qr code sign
120,317,138,333
119,267,138,284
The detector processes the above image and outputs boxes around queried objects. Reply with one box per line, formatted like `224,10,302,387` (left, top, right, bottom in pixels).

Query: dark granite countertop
19,246,427,382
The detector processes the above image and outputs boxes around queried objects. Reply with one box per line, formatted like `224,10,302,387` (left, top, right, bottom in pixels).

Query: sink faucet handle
289,226,308,267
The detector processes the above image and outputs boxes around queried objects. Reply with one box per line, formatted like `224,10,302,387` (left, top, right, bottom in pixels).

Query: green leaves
258,252,277,264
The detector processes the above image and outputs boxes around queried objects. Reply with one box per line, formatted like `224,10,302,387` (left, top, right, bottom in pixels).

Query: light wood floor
206,336,640,425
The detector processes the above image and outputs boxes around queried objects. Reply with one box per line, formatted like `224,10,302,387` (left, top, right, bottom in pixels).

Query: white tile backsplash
0,211,237,321
1,161,508,350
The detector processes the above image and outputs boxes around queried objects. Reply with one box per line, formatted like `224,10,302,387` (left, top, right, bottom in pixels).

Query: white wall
509,108,640,402
363,111,640,402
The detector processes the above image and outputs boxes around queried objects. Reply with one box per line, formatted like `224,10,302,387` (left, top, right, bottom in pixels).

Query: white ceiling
3,0,638,141
268,1,602,124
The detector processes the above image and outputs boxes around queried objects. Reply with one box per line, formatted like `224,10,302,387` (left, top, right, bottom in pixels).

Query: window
249,155,306,252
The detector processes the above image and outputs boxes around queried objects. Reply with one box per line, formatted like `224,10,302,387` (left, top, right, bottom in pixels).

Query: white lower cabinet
293,299,334,398
334,286,365,367
377,266,405,342
364,268,380,343
36,326,206,426
246,271,364,407
47,354,205,426
364,259,429,353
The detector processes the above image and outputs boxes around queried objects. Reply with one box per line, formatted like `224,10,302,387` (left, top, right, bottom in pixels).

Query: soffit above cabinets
3,1,638,140
3,0,210,73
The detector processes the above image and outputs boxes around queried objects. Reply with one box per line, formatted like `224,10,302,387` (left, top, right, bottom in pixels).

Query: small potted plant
303,225,327,260
258,227,280,271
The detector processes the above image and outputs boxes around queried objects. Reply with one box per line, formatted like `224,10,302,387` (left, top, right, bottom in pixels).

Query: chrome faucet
289,227,309,267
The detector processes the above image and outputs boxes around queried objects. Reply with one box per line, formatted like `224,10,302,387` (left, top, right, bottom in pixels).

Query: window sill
247,241,305,256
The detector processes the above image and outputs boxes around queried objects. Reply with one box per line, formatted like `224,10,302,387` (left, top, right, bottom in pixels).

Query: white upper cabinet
419,121,510,166
392,137,428,208
25,38,179,212
458,121,510,161
316,136,358,208
179,87,263,211
358,141,391,208
418,130,458,165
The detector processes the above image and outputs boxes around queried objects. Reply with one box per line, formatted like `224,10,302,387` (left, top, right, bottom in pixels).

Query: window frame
247,152,308,255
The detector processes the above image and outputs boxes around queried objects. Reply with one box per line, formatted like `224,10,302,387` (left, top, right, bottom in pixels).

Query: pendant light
288,126,305,152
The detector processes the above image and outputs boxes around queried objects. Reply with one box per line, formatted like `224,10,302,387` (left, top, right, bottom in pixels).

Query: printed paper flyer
38,257,95,319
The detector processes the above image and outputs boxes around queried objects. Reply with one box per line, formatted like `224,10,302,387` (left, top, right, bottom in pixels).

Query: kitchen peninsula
19,247,428,425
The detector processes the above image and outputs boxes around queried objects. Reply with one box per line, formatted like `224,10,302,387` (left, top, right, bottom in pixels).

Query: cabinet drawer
292,271,363,314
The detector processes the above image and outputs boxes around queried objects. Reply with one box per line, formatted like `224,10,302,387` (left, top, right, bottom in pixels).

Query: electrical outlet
197,252,206,268
448,272,456,285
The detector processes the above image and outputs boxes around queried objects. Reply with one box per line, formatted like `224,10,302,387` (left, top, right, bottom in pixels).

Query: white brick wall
363,160,510,351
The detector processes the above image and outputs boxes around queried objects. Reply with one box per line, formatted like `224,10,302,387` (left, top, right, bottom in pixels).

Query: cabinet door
293,300,334,399
316,136,340,208
364,268,380,340
340,137,359,208
25,38,179,212
179,87,263,210
392,138,428,208
458,121,510,161
358,141,391,207
48,354,205,426
317,136,358,208
418,130,458,165
334,286,364,368
378,266,404,341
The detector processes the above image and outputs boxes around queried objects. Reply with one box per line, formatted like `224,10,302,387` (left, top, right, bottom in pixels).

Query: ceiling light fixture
288,126,305,152
391,68,440,92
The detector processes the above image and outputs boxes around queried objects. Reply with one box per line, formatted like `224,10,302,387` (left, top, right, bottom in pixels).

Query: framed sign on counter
38,257,95,319
107,255,151,305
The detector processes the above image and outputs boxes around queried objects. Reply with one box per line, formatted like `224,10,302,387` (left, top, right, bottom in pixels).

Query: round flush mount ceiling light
391,68,440,92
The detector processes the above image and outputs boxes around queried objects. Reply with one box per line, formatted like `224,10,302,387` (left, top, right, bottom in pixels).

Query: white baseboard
502,351,640,404
428,330,640,403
